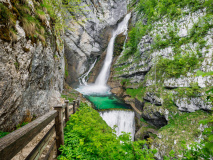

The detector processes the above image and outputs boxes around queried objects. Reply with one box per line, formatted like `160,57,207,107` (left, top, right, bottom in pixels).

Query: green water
85,95,131,110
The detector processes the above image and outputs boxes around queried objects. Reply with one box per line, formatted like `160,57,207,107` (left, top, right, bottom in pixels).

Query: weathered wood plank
26,125,56,160
43,140,56,160
0,110,57,160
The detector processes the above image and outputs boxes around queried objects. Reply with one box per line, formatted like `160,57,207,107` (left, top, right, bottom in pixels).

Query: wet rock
143,92,163,106
135,98,144,112
135,122,158,141
142,103,168,128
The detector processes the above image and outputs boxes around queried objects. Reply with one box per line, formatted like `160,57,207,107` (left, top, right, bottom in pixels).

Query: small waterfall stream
79,58,97,85
76,13,135,140
100,110,135,141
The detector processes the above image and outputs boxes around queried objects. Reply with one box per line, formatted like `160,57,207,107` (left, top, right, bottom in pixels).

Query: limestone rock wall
108,3,213,158
110,8,213,115
0,1,64,131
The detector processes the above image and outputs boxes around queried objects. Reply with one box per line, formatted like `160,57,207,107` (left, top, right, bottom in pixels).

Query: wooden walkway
0,99,80,160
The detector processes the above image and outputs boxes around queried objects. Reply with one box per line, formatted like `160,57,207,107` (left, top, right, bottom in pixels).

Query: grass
0,121,29,138
156,53,200,78
154,110,212,157
0,131,10,138
16,121,29,129
126,87,146,101
0,0,81,48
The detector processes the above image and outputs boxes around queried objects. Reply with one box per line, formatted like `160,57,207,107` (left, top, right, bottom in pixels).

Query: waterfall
79,58,97,85
76,13,131,95
76,13,135,141
95,13,131,86
99,110,135,141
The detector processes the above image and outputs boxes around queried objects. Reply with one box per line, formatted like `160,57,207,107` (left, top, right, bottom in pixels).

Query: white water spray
100,110,135,141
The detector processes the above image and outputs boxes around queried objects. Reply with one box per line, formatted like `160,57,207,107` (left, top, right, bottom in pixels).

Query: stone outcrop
0,1,64,131
135,122,158,141
0,38,64,131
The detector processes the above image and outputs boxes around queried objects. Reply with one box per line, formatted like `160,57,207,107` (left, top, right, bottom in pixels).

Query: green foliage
164,115,213,159
137,0,211,22
157,53,199,78
0,3,15,41
16,121,29,129
65,69,69,78
0,0,83,48
58,103,157,160
0,131,10,138
196,70,213,77
126,87,146,100
140,117,147,123
174,83,201,98
14,62,19,70
123,0,213,61
156,110,211,158
61,94,75,102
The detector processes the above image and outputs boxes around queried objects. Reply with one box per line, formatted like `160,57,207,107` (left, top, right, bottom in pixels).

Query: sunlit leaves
58,103,156,159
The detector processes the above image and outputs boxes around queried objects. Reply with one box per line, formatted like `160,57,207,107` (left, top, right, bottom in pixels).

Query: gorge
0,0,212,159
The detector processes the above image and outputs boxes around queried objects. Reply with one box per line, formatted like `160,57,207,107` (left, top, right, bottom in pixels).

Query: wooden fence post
54,105,64,156
77,99,80,107
73,100,76,114
64,100,69,123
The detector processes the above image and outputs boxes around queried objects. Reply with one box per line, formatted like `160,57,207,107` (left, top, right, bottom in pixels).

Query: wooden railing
0,99,80,160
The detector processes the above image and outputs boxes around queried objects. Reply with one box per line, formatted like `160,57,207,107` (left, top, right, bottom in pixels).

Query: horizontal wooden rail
0,110,57,160
0,98,80,160
26,124,56,160
44,140,56,160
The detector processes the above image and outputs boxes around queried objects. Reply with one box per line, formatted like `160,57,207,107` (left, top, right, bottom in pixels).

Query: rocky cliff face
0,0,64,131
107,1,213,158
64,0,128,87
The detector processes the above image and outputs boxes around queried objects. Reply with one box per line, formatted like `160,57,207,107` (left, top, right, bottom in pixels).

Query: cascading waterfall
95,13,131,86
99,110,135,141
95,14,131,86
76,13,135,140
79,58,97,85
76,13,131,95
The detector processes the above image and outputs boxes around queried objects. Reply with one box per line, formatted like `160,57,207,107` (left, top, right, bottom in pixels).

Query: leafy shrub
58,103,157,160
16,121,29,129
126,87,146,100
0,131,10,138
157,53,199,78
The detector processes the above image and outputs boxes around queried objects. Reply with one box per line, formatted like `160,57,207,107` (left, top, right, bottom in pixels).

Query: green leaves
58,103,156,159
157,53,199,78
0,131,10,138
